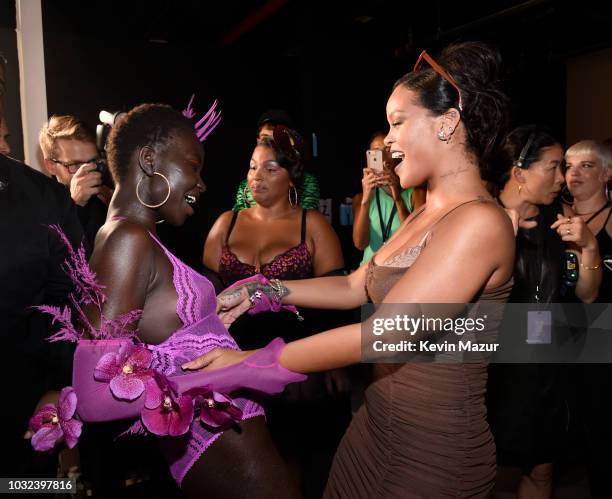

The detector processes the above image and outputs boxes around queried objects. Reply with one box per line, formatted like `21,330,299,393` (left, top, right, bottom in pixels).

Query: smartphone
366,149,384,173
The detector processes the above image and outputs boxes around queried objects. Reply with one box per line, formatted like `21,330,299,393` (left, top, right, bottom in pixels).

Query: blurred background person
39,115,112,250
0,115,10,156
562,139,611,498
0,108,83,480
352,131,419,265
233,109,320,212
203,125,350,498
487,126,601,499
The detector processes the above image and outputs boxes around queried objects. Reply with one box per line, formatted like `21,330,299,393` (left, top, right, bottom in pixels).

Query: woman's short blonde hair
565,140,612,176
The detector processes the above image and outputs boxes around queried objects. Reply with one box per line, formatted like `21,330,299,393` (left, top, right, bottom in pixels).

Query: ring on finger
566,216,572,224
566,228,571,235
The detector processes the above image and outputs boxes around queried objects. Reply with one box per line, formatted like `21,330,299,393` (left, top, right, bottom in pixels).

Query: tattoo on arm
242,279,290,302
222,288,245,301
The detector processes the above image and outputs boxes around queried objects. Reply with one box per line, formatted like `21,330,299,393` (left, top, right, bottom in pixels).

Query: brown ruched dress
324,244,512,498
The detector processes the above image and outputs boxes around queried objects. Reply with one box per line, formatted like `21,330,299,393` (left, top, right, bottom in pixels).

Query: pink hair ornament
182,94,222,142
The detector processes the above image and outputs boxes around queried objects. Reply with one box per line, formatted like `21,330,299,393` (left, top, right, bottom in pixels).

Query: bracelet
580,262,600,270
269,279,286,302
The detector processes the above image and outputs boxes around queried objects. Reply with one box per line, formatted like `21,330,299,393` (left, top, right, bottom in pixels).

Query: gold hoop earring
136,172,171,208
288,186,298,208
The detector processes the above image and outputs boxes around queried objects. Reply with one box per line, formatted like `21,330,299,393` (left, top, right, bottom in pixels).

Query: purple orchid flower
94,342,153,401
30,387,82,451
185,387,243,430
141,376,194,436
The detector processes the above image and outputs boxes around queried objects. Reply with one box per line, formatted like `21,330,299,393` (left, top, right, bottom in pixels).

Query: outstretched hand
181,347,253,372
551,213,597,250
216,286,251,328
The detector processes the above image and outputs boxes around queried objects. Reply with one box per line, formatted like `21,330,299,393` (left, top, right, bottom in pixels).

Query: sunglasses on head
413,50,463,112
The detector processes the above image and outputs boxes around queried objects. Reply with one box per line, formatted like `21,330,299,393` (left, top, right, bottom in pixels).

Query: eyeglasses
50,157,98,174
413,50,463,112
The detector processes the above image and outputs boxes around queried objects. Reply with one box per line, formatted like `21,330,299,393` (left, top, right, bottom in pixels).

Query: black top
594,206,612,303
510,202,565,303
0,154,83,393
77,195,108,252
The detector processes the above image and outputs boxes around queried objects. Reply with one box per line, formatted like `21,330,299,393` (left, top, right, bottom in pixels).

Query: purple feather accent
194,100,222,141
182,95,222,142
198,113,222,141
116,420,148,439
182,94,196,119
194,99,218,129
98,309,142,339
49,224,105,310
34,304,80,342
39,225,142,341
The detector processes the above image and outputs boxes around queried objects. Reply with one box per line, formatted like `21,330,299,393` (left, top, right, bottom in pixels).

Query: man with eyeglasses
39,115,111,250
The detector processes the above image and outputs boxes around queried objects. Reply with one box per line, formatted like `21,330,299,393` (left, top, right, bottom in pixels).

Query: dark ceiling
2,0,611,265
36,0,612,208
37,1,612,57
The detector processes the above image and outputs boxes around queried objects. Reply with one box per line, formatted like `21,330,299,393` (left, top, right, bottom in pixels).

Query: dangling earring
288,186,298,208
518,184,522,195
136,172,171,208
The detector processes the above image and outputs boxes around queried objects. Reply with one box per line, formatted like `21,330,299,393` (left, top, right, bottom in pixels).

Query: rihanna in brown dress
188,42,516,498
325,206,512,497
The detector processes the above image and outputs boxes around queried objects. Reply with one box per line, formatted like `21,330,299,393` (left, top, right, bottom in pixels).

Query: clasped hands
181,285,255,373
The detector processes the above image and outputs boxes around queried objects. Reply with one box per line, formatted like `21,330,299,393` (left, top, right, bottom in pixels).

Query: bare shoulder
306,209,336,239
439,199,515,245
306,208,331,228
207,210,236,239
213,210,236,230
92,220,156,265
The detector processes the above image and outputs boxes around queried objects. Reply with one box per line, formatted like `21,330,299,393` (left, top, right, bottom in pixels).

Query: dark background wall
3,0,612,267
0,1,24,160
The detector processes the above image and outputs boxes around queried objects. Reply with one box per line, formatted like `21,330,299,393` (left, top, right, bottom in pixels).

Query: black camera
94,157,113,188
95,110,125,188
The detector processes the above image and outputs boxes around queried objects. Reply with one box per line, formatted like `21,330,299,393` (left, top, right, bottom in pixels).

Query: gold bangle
580,262,600,270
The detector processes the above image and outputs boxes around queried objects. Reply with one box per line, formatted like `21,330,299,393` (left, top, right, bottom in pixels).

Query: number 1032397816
3,478,75,493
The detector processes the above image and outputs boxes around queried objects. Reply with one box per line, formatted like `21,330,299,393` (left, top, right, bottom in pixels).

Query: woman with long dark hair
186,42,517,498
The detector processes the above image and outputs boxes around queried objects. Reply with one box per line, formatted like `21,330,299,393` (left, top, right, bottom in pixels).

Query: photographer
39,115,112,250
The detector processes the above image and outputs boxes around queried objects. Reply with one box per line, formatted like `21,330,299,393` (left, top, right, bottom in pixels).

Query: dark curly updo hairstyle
395,42,510,178
495,125,561,188
106,103,196,183
256,125,306,190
